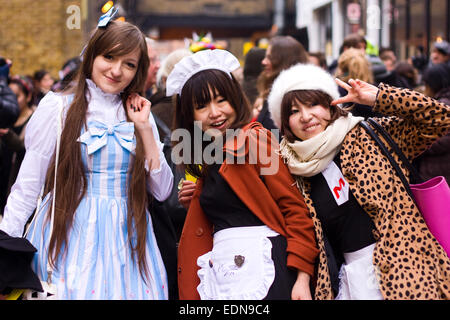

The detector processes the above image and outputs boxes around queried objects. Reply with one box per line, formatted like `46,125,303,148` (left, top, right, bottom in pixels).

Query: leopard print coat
297,84,450,300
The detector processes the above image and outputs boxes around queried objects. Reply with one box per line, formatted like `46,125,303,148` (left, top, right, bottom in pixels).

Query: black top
199,163,264,234
309,153,376,255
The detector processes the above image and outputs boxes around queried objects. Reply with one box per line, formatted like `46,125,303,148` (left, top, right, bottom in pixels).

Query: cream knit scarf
280,114,364,177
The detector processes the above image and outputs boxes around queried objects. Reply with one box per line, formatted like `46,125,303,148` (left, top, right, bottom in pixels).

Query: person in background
335,48,374,84
146,48,194,300
145,37,161,99
241,47,265,116
0,57,20,216
255,36,308,133
414,63,450,184
308,52,328,70
169,49,318,300
5,76,36,196
335,48,382,119
377,47,411,89
151,48,192,141
52,57,81,92
379,47,397,72
33,69,54,105
268,62,450,300
329,33,389,86
0,57,19,129
394,62,418,90
430,40,450,66
328,33,367,75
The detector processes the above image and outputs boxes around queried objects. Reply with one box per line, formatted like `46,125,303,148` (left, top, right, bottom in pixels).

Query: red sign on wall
347,3,361,24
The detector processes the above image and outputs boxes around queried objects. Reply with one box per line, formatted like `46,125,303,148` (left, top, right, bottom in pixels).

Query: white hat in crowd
166,49,240,96
268,63,340,129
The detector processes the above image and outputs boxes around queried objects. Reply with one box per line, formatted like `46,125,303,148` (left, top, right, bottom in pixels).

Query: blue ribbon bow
98,6,119,28
78,120,135,155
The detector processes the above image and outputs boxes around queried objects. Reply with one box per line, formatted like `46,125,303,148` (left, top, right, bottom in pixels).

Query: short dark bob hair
174,68,252,177
280,89,349,142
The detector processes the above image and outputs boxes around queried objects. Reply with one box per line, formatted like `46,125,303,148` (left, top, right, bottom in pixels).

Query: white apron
335,243,384,300
197,226,279,300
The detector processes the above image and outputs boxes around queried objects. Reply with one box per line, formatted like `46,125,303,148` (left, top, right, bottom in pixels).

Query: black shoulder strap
360,120,416,201
367,118,422,183
152,113,171,138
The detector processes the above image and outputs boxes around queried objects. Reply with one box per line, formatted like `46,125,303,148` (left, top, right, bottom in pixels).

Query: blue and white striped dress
1,80,173,300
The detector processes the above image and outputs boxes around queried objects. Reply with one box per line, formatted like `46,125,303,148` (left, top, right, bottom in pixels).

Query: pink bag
361,119,450,257
411,177,450,256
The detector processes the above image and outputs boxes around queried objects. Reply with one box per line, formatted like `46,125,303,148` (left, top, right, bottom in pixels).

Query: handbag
360,118,450,256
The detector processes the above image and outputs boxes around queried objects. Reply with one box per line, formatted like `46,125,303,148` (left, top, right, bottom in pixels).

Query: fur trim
268,63,340,129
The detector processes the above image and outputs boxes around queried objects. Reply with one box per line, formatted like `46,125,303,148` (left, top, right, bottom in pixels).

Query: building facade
0,0,86,78
297,0,391,62
392,0,450,60
297,0,450,62
118,0,277,60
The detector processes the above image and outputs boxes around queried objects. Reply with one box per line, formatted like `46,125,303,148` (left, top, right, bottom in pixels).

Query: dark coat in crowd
242,47,265,106
416,87,450,184
0,80,19,129
0,79,20,215
150,90,175,142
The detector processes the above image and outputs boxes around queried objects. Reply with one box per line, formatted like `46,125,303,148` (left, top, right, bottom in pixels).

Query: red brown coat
176,122,319,300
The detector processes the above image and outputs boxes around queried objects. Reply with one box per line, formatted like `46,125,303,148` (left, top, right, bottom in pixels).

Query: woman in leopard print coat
268,63,450,300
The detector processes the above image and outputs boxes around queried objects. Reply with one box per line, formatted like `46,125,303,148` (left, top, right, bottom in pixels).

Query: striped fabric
26,121,168,300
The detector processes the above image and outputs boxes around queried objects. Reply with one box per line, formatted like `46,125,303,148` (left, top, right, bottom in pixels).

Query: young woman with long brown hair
0,19,173,299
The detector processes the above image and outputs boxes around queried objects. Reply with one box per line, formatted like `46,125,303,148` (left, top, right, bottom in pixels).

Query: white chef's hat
166,49,241,96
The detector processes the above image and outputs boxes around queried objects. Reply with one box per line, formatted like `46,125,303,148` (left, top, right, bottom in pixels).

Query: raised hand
126,93,151,128
178,179,197,210
331,78,379,107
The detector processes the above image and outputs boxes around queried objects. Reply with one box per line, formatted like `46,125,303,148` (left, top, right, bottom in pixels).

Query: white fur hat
268,63,340,129
166,49,240,96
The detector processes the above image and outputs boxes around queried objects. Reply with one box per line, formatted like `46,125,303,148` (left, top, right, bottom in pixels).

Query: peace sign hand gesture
331,78,379,107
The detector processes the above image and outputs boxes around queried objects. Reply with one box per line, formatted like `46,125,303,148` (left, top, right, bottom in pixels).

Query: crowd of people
0,13,449,301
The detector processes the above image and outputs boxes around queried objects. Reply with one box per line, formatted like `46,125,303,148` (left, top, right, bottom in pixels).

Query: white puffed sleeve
0,92,64,237
144,111,173,202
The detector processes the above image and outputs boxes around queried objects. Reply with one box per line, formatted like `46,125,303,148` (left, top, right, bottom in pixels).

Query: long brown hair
174,69,252,178
44,21,151,280
257,36,308,99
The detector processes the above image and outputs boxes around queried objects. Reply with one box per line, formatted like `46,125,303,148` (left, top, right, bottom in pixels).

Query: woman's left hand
291,271,312,300
331,78,379,107
126,93,151,128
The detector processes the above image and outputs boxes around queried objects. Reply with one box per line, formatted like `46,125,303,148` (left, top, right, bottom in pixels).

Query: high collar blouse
0,79,173,237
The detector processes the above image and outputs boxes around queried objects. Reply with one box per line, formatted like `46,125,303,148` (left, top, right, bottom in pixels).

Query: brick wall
137,0,273,16
0,0,84,79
